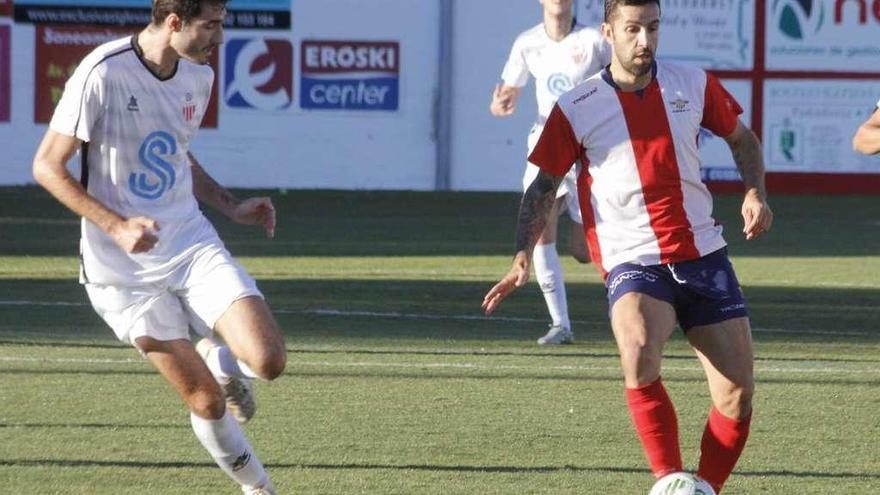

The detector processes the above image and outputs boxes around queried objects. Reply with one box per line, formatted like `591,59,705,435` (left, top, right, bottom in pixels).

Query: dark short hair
604,0,661,22
152,0,227,24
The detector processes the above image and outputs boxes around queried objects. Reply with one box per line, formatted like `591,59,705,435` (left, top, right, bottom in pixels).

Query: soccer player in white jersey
32,1,283,493
483,0,773,492
853,98,880,154
490,0,609,345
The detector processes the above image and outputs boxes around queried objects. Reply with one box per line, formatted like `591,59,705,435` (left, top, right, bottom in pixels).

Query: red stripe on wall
576,153,606,278
616,82,700,263
707,172,880,195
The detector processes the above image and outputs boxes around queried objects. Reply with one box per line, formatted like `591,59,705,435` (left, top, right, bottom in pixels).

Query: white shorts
85,242,263,350
525,125,582,225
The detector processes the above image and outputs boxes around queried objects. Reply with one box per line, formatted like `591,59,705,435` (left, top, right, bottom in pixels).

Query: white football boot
537,324,574,345
196,338,256,423
242,478,276,495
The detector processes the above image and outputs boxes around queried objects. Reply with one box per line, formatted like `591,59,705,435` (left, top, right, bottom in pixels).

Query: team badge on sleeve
183,92,196,122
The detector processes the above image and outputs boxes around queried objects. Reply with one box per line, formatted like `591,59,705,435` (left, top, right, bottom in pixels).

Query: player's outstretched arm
33,130,158,253
189,152,276,238
724,120,773,240
489,84,521,117
853,109,880,155
482,170,562,315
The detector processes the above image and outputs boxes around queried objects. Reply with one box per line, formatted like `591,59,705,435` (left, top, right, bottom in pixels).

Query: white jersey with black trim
49,35,217,286
500,22,609,126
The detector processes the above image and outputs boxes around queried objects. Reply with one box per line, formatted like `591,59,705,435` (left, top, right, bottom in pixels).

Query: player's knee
618,337,662,383
253,348,286,381
188,387,226,420
717,382,754,419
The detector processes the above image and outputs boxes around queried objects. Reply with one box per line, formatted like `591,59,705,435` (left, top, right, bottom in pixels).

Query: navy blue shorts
605,248,748,331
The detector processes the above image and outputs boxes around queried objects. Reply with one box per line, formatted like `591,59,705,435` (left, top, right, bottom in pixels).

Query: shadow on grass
0,367,875,387
2,187,878,257
1,279,879,340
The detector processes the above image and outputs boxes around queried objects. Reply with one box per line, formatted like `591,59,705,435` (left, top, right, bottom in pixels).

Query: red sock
625,378,682,478
697,406,752,493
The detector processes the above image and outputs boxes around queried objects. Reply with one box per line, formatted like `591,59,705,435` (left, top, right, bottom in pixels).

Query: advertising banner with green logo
766,0,878,71
763,81,880,173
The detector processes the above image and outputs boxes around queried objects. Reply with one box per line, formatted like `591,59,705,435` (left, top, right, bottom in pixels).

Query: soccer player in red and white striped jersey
483,0,773,492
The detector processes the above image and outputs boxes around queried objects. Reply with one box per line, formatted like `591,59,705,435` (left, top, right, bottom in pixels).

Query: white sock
204,344,260,381
532,243,570,329
191,411,270,489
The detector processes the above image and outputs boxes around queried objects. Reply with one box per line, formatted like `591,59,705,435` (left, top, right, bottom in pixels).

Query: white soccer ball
648,472,717,495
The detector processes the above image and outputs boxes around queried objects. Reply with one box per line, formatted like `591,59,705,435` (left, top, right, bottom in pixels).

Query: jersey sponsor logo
773,0,825,39
127,95,139,111
224,37,293,110
300,40,399,111
572,87,598,104
129,131,177,200
719,302,746,312
668,95,691,113
607,270,659,296
547,73,574,97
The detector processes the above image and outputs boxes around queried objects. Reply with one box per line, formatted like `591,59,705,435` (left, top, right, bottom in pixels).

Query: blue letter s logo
129,131,177,199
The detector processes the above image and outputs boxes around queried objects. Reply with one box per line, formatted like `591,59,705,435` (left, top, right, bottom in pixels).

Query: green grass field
1,186,878,494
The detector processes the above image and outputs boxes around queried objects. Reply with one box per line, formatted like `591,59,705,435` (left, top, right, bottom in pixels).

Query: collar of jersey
131,33,179,82
601,61,658,97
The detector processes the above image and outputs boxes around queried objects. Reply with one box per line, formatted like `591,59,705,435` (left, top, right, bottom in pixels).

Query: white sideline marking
0,355,877,375
0,300,875,337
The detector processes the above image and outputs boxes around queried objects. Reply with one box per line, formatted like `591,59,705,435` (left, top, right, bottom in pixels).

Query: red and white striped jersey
529,61,743,277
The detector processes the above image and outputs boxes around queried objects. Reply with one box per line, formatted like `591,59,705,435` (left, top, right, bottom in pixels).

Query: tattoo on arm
514,170,563,254
189,153,239,217
729,129,767,198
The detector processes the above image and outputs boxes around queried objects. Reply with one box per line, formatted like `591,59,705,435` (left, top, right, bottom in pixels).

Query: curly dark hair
152,0,227,24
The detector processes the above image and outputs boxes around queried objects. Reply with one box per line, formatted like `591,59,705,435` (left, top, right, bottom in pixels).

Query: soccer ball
648,472,717,495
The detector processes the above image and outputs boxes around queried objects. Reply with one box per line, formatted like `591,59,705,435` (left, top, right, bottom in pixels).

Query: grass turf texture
0,186,878,494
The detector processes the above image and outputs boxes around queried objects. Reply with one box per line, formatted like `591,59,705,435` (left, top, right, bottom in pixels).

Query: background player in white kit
490,0,609,345
32,1,284,493
853,98,880,154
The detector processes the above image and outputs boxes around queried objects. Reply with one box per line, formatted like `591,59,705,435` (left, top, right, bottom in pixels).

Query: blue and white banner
300,40,400,111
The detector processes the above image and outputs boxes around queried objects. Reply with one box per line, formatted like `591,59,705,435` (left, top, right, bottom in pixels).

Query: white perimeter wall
2,0,877,189
0,0,540,190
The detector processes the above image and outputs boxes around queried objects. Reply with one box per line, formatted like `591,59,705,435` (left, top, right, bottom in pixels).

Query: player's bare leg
689,317,754,493
214,296,286,381
137,337,274,492
610,292,683,478
198,296,286,423
568,219,590,264
534,197,574,345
